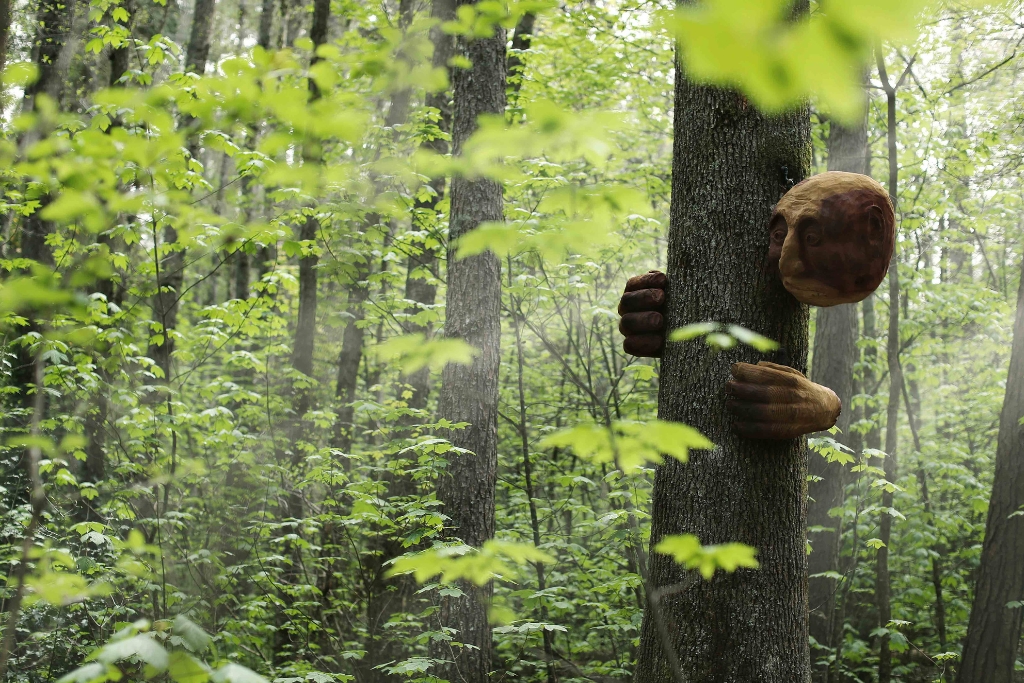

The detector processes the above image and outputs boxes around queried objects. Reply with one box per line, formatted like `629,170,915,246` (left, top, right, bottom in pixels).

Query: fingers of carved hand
726,362,842,440
618,288,665,315
624,270,668,293
619,311,665,336
623,334,664,358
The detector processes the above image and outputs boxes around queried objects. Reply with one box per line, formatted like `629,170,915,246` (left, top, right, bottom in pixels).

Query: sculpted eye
769,215,787,244
802,221,822,247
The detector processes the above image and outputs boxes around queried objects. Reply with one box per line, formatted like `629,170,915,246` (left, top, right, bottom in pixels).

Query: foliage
0,0,1020,682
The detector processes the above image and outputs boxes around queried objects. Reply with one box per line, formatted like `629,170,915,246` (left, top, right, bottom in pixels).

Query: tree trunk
956,266,1024,682
401,0,455,413
429,1,506,680
632,73,811,683
185,0,216,73
358,5,456,674
149,0,217,382
272,0,329,661
258,0,275,50
875,53,903,683
807,117,868,676
0,0,11,78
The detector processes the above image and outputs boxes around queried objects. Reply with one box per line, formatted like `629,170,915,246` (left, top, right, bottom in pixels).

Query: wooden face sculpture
618,171,896,440
767,171,895,307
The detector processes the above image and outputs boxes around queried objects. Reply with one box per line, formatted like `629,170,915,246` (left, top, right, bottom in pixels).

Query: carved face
767,171,895,307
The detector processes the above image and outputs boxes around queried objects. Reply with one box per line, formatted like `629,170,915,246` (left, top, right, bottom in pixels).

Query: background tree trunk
807,117,868,676
430,1,506,680
632,73,811,683
875,53,903,683
149,0,218,382
956,264,1024,681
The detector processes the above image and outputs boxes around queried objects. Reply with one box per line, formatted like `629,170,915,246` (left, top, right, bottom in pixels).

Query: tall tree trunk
956,266,1024,682
633,68,811,683
357,5,457,674
874,52,904,683
148,0,217,383
807,117,868,677
257,0,275,50
185,0,216,73
0,0,11,78
271,0,329,662
9,0,72,436
429,1,506,680
332,0,419,453
400,0,455,413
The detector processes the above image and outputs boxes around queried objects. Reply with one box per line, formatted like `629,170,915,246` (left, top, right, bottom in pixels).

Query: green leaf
95,634,169,672
538,419,713,474
57,662,118,683
726,324,779,352
374,333,478,374
168,651,209,683
388,540,553,586
668,322,719,341
211,664,268,683
172,615,211,653
655,534,759,580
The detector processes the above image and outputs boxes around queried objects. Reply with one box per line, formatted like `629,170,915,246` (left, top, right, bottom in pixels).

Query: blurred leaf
655,534,759,579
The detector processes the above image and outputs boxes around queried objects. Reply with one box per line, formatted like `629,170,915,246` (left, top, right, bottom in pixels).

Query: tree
632,68,812,683
430,1,506,680
807,115,868,675
874,50,907,683
956,263,1024,682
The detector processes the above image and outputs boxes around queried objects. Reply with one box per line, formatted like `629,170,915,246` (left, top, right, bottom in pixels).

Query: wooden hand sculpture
617,171,894,440
618,270,668,358
725,361,841,440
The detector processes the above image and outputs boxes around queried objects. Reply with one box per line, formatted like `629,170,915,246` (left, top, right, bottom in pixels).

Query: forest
0,0,1022,681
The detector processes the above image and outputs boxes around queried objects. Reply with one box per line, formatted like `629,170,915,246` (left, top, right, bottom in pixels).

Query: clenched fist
726,361,841,440
618,270,668,357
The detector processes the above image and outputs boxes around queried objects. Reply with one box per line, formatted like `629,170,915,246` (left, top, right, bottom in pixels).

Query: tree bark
956,266,1024,682
272,0,329,661
148,0,217,382
632,73,811,683
807,117,868,675
257,0,275,50
875,53,903,683
429,2,506,681
185,0,216,73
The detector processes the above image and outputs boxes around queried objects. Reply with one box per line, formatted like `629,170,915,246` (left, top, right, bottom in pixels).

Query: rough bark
429,2,506,681
632,74,811,683
875,53,903,683
148,0,217,382
956,267,1024,682
271,0,329,661
185,0,216,73
258,0,275,50
807,117,868,674
506,11,534,105
358,6,456,676
0,0,11,78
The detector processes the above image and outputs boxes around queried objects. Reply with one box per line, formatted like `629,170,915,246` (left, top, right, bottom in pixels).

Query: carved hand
618,270,668,357
725,361,841,440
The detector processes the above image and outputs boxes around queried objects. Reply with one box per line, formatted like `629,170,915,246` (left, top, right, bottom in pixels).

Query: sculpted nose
779,230,805,277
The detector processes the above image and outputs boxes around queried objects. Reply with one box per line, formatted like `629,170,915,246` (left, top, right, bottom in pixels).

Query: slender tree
956,262,1024,682
632,45,812,683
875,50,907,683
807,116,868,675
148,0,219,382
429,0,506,680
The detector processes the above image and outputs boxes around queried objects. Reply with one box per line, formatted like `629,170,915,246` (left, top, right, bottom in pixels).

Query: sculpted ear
866,205,885,244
